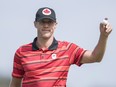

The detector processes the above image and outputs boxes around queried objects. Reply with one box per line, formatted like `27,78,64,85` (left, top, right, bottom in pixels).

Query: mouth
42,29,51,33
42,29,50,31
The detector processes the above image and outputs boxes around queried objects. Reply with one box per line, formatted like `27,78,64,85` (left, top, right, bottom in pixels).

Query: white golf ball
103,19,108,24
102,18,108,24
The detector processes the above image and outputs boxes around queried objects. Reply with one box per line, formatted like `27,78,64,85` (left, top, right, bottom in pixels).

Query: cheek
53,25,56,30
51,27,56,33
36,25,42,31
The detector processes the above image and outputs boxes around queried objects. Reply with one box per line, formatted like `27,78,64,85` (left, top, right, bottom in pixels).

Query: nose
43,22,49,27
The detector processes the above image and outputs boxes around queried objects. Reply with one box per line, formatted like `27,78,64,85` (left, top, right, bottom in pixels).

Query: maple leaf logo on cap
42,8,51,15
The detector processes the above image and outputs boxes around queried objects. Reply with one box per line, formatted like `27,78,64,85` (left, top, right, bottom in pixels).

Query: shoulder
57,40,79,48
16,42,32,53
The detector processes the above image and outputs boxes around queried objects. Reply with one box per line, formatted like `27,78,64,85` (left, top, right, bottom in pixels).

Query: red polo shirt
12,37,86,87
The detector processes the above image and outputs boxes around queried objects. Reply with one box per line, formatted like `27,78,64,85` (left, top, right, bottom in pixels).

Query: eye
48,20,54,24
39,19,55,25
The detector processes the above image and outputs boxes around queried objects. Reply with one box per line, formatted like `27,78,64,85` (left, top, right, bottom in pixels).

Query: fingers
100,20,108,29
105,23,112,33
100,18,112,36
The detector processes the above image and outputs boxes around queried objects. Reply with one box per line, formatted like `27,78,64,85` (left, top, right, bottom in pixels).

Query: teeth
42,30,50,32
45,30,49,31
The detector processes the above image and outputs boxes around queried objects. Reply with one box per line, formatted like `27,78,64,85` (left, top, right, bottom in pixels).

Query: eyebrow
40,19,54,23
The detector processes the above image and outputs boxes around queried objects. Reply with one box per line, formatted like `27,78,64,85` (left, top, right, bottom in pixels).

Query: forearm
81,18,112,64
92,34,108,62
9,83,21,87
9,77,22,87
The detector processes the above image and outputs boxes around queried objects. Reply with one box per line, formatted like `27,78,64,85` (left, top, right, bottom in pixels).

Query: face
34,18,57,39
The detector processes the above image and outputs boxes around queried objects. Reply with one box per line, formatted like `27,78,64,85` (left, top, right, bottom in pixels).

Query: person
9,7,112,87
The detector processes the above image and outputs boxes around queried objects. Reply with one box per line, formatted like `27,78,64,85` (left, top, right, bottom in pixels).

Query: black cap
35,7,56,22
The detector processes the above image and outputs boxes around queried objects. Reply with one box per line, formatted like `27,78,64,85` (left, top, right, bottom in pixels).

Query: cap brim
36,17,56,22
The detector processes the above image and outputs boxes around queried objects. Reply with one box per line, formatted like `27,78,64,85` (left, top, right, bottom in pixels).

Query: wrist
100,33,109,39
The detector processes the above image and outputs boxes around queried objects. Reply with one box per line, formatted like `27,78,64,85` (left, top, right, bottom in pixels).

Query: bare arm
9,77,22,87
81,18,112,63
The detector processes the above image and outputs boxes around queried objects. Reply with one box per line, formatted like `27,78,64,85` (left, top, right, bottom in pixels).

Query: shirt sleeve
12,48,25,78
68,43,86,66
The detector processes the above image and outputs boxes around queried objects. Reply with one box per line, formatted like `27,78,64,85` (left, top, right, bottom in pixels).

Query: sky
0,0,116,87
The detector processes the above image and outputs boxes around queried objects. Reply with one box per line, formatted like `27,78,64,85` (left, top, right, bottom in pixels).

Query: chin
42,35,52,39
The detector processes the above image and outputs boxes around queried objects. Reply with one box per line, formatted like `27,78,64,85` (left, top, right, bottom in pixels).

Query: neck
36,37,54,50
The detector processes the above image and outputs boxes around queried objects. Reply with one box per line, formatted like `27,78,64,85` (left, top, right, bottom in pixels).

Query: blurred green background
0,77,10,87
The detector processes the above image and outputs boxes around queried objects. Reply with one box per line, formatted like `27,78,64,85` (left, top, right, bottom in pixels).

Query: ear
54,22,58,29
34,21,37,28
55,22,58,25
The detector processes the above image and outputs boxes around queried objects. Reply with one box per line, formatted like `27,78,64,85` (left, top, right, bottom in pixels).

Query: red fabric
12,41,86,87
